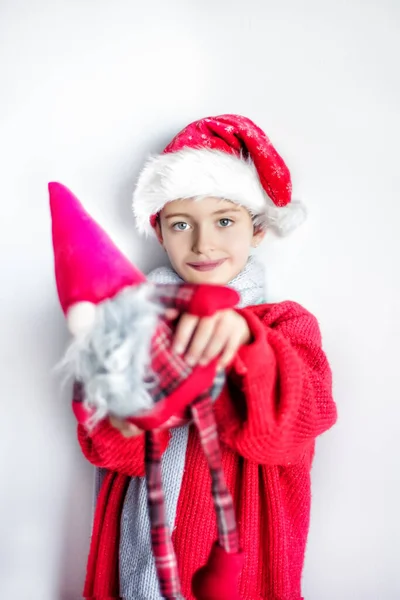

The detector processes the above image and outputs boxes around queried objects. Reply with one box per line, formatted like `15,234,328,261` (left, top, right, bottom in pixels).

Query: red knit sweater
78,301,337,599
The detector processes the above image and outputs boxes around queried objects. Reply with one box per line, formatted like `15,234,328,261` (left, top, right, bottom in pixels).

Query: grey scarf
115,256,265,599
147,254,265,308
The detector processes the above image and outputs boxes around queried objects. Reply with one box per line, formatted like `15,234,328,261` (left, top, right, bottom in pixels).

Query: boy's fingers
198,328,229,365
109,416,125,429
109,416,143,438
185,316,218,366
198,317,233,365
217,334,243,370
172,313,200,355
164,308,179,320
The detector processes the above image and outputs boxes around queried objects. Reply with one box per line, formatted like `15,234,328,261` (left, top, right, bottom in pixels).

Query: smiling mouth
187,259,227,272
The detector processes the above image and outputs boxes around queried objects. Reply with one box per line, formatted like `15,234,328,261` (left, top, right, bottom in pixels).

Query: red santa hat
133,114,306,236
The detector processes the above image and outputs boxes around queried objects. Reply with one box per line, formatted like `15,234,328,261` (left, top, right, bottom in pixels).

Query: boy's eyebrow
164,207,242,220
212,207,242,215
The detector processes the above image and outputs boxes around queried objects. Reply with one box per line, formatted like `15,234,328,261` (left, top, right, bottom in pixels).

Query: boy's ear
251,227,266,248
154,219,164,246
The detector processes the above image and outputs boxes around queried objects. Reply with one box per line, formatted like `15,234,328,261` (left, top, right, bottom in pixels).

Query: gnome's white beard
62,284,163,427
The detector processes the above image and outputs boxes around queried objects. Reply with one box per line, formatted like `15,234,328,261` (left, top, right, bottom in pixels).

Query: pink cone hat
49,182,145,315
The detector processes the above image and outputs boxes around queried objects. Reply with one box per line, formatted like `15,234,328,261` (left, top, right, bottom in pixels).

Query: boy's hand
166,308,251,371
108,309,251,437
109,416,143,438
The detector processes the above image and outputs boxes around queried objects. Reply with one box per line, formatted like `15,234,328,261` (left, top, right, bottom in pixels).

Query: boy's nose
192,227,215,254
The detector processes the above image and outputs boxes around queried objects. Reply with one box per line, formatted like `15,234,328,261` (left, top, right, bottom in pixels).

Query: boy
78,114,337,599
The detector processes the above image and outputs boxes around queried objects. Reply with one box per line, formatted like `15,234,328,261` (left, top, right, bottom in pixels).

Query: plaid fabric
148,319,193,409
152,282,194,313
146,284,228,419
147,285,196,410
191,393,240,554
145,392,240,599
145,430,183,600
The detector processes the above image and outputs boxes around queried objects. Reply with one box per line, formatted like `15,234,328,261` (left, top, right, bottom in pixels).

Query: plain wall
1,1,399,598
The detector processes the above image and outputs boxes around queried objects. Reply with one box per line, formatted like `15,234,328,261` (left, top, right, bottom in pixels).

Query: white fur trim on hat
132,148,306,236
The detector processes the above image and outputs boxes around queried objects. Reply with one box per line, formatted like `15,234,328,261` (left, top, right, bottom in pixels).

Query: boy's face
155,197,265,284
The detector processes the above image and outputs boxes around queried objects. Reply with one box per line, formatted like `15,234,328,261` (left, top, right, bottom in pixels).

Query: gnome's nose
67,302,97,337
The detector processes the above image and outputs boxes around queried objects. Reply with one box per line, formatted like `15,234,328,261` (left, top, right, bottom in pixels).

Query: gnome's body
50,114,337,599
50,181,247,600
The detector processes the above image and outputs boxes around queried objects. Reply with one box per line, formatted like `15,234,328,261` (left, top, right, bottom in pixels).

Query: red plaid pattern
152,282,194,313
145,392,239,598
145,430,183,600
148,319,193,407
191,394,240,555
147,285,198,408
141,284,226,425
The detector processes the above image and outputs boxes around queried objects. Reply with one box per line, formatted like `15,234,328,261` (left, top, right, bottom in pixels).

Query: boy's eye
218,218,233,228
172,222,189,231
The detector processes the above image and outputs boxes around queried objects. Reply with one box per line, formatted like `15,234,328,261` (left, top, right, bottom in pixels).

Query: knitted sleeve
213,301,337,465
77,420,171,477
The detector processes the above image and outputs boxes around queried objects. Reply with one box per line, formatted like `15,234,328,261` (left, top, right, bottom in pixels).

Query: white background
1,1,399,598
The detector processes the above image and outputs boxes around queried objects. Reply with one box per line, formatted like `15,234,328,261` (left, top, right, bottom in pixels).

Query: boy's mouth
186,259,227,272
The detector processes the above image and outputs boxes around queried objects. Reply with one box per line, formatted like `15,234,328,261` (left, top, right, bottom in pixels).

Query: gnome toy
49,182,244,600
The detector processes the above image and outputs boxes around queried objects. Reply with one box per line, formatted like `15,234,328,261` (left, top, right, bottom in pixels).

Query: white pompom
67,302,97,337
273,200,307,236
